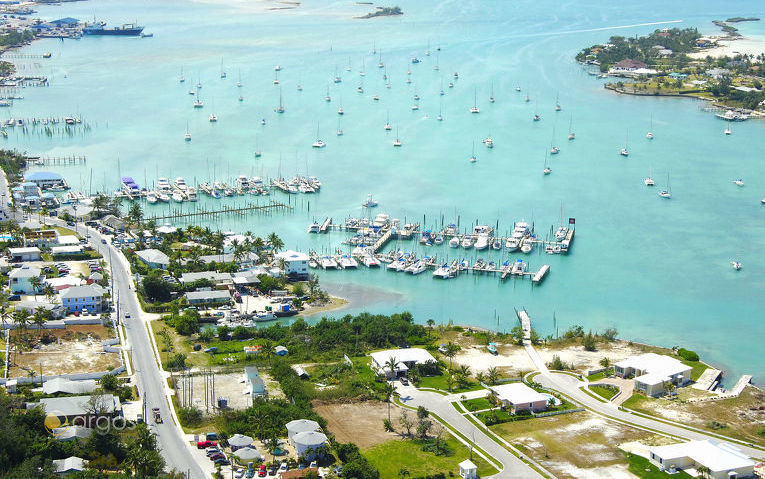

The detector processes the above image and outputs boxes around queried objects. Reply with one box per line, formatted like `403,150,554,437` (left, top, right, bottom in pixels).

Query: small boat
724,126,731,135
411,104,419,111
516,86,521,91
644,176,655,186
731,261,742,270
337,106,344,115
157,192,170,202
733,178,744,187
238,95,244,102
658,173,672,199
646,114,654,139
339,255,358,269
489,83,495,103
184,123,191,141
469,141,477,163
362,193,378,208
543,151,551,175
407,259,428,275
470,88,480,114
146,191,157,204
484,135,493,148
208,113,217,122
461,235,474,249
449,236,460,248
393,127,402,147
362,255,381,267
434,235,444,245
432,264,453,279
172,191,184,203
276,89,285,114
487,343,497,355
568,115,575,140
312,124,325,148
533,114,541,122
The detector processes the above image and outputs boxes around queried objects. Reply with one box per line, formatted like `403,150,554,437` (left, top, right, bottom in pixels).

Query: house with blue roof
24,171,67,190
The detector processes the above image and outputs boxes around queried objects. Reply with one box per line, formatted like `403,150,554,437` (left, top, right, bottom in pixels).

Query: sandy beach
689,35,765,59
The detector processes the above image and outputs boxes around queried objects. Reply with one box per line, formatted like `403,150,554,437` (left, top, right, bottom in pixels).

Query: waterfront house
9,266,43,294
370,348,437,379
24,171,68,190
274,250,310,280
8,246,42,262
135,248,170,270
648,440,754,479
489,383,549,414
60,284,107,313
52,456,88,475
21,181,41,198
614,353,691,397
244,366,266,399
185,289,231,306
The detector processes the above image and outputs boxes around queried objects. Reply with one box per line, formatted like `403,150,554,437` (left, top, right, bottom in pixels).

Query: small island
358,6,403,19
576,26,765,116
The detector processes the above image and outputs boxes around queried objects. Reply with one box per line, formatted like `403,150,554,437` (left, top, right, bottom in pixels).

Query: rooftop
490,382,549,404
179,271,233,283
43,378,97,395
52,456,88,474
60,284,106,299
185,290,231,301
25,171,63,181
30,394,120,417
9,266,41,278
275,250,310,262
135,248,170,265
370,348,436,371
650,440,754,472
615,353,691,380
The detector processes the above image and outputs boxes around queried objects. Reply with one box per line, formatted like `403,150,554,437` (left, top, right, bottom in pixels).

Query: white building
52,456,88,475
459,459,478,479
135,248,170,270
9,266,43,294
614,353,692,397
274,250,310,280
286,419,321,443
8,246,42,262
370,348,437,379
292,431,328,460
179,271,233,285
648,440,755,479
489,383,549,414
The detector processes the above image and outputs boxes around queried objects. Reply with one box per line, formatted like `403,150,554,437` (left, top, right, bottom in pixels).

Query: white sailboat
568,115,575,140
146,191,157,204
549,127,559,154
646,114,654,139
644,165,654,186
184,122,191,141
469,141,477,163
384,111,392,130
733,178,744,187
275,88,285,114
620,132,629,157
393,127,402,147
489,82,495,103
555,93,561,111
312,123,325,148
237,69,242,88
724,125,732,135
470,88,480,113
325,85,331,103
543,151,551,175
658,173,672,198
179,66,185,83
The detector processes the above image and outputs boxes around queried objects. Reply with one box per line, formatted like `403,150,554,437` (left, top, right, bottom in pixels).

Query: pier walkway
145,200,291,222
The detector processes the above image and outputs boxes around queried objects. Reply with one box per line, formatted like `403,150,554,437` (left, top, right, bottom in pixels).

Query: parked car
213,458,230,466
196,440,217,449
257,469,266,477
400,377,409,385
124,312,131,318
279,462,288,472
234,469,245,479
208,453,225,461
205,432,219,441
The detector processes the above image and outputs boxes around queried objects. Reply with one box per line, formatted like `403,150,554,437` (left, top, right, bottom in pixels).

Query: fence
532,407,585,418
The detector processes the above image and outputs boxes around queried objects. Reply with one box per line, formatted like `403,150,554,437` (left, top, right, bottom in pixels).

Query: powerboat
175,177,187,191
361,255,380,267
362,194,378,208
312,139,326,148
555,226,569,242
307,222,321,233
731,261,742,270
733,179,744,187
146,191,157,204
461,235,474,249
432,264,452,279
186,187,198,201
172,191,184,203
449,236,460,248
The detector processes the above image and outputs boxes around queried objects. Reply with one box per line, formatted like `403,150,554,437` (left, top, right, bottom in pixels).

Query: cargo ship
83,22,144,36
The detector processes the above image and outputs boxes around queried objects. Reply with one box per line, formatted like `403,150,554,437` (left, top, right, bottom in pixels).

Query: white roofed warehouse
648,440,755,479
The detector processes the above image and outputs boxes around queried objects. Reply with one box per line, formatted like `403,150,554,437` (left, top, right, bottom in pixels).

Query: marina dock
144,200,291,222
516,308,532,340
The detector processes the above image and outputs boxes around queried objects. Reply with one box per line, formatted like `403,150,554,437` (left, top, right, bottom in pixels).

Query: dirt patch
313,400,406,449
492,411,668,479
8,325,120,377
626,385,765,444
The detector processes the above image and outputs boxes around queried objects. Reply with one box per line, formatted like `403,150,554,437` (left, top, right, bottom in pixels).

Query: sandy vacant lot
492,411,672,479
454,340,662,376
9,325,120,377
313,401,406,449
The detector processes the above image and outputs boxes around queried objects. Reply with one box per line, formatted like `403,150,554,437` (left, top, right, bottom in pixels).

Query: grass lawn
679,359,707,382
364,437,497,478
417,374,485,393
587,371,606,381
590,385,618,401
626,453,693,478
462,397,493,412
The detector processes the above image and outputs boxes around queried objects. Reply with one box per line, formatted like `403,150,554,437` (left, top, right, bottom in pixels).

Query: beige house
614,353,691,397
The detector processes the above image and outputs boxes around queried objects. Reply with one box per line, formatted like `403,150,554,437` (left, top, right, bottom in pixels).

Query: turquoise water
7,0,765,383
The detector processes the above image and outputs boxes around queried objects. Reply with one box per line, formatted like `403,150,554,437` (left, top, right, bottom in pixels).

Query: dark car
400,377,409,385
208,453,225,461
213,458,230,466
66,221,75,226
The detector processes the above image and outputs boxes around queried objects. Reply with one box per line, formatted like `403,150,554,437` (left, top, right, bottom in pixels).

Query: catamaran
470,88,480,113
543,151,551,175
646,114,654,139
658,173,672,198
312,123,325,148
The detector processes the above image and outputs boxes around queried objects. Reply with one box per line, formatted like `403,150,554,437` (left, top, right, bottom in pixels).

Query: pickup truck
152,407,162,424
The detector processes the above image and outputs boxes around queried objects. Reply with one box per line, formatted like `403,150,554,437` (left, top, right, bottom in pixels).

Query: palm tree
29,275,42,299
383,381,396,421
384,356,398,381
266,232,284,254
487,366,500,385
251,236,265,254
32,307,47,338
444,341,459,371
13,309,30,343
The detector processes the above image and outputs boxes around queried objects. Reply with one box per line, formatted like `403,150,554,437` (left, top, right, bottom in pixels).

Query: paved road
524,342,765,461
398,385,544,478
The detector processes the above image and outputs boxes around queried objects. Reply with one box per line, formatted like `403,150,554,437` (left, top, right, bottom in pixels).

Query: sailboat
236,69,242,88
433,54,439,71
193,87,203,108
377,50,384,68
724,124,732,135
555,93,561,111
393,127,402,147
440,78,445,96
484,134,493,148
273,70,279,85
543,151,551,175
184,122,191,141
208,98,217,122
220,58,226,79
360,58,366,77
489,83,495,103
549,128,559,154
312,123,325,148
357,80,364,94
567,115,575,140
437,101,443,122
275,88,285,113
470,88,480,113
658,173,672,198
336,117,343,136
644,165,655,186
646,114,654,139
620,132,629,156
425,40,431,56
325,86,331,102
469,141,477,163
345,56,352,72
179,67,185,83
384,111,392,130
254,135,262,158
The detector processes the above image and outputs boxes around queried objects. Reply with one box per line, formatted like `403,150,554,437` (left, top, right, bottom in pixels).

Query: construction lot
173,370,283,411
313,400,407,449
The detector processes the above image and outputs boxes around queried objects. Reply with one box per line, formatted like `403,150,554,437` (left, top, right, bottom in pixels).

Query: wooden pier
26,155,86,167
145,200,292,222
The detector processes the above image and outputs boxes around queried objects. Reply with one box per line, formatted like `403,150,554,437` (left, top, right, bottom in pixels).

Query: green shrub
178,406,203,427
677,348,699,361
